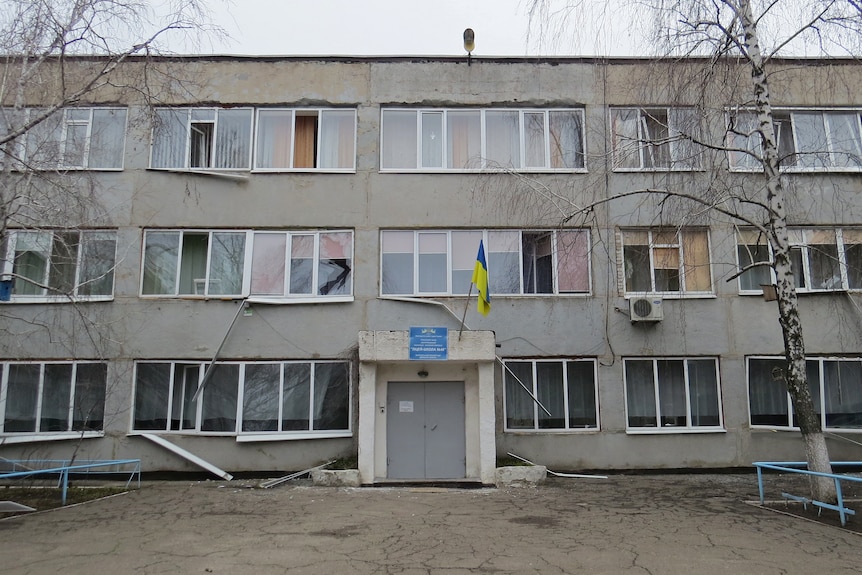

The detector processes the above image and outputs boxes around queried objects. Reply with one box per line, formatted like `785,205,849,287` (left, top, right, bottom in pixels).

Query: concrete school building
1,55,861,484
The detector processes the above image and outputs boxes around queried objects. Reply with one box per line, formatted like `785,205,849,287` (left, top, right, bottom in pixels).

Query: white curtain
319,110,355,169
214,109,252,169
151,108,188,168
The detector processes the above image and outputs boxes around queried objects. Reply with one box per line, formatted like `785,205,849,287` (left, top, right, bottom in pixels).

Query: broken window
611,107,702,170
142,229,353,300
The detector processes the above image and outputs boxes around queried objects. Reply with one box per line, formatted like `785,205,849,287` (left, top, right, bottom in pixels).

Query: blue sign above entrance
409,327,449,361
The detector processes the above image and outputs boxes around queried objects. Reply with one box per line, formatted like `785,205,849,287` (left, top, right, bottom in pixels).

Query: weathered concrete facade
1,56,861,480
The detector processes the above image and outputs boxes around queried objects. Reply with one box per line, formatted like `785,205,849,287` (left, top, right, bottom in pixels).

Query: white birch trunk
737,0,835,501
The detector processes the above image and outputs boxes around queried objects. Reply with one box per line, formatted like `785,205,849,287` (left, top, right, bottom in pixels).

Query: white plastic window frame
726,108,862,173
623,357,725,434
0,361,108,436
502,358,600,433
747,355,862,432
1,107,127,171
139,229,354,302
1,229,117,303
620,228,714,299
736,228,859,295
130,360,352,438
379,108,587,173
149,107,254,171
252,108,357,173
610,107,702,172
378,228,592,297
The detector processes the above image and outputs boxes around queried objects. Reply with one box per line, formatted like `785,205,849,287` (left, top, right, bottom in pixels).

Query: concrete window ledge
495,465,547,488
311,469,362,487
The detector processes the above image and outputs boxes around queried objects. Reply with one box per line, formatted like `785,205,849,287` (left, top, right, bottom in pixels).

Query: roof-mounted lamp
463,28,475,66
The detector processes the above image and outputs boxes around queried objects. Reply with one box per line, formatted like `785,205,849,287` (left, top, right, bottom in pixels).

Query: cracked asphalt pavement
1,473,860,574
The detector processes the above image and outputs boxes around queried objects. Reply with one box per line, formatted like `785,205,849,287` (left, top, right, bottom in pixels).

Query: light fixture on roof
463,28,475,66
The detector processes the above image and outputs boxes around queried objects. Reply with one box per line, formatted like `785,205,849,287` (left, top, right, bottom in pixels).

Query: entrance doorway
386,381,466,479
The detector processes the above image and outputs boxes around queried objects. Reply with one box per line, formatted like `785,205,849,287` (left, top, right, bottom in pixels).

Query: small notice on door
399,401,414,413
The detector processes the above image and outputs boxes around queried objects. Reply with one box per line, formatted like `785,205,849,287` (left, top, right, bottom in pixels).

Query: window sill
729,167,862,174
236,431,352,442
624,292,716,300
625,427,726,435
247,295,354,305
380,293,592,299
148,167,358,176
5,167,124,172
378,168,588,174
251,168,356,174
504,428,600,434
740,289,860,296
2,296,114,304
137,295,354,304
147,167,251,180
0,431,104,444
612,167,703,173
751,425,862,433
128,431,352,440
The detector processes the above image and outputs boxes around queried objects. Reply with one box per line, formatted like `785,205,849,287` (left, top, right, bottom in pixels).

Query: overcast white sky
182,0,639,57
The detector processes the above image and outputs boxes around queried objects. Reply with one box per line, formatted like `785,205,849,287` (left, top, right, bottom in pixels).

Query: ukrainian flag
472,240,491,315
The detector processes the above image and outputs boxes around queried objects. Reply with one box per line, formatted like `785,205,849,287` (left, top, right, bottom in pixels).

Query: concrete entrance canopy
357,330,497,485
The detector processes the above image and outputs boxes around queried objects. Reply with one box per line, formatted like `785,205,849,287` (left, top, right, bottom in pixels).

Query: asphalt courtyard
1,473,861,574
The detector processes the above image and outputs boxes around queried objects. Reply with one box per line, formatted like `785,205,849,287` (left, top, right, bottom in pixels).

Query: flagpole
458,283,474,340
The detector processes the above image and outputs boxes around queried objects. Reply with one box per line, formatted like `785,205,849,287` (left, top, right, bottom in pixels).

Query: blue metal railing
753,461,862,526
0,459,141,506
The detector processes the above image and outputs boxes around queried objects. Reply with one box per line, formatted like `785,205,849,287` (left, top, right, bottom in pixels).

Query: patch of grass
496,456,532,467
1,485,128,515
328,455,358,470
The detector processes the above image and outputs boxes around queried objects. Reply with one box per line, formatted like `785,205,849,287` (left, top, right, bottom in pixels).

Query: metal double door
386,381,466,479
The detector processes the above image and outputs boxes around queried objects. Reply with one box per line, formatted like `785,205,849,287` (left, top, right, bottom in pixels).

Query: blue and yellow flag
472,240,491,315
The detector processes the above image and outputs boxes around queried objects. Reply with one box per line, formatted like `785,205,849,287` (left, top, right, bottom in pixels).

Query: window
611,107,701,170
0,107,127,170
0,362,107,434
504,359,598,431
132,360,350,435
748,357,862,430
150,107,356,172
380,108,585,171
621,229,712,295
141,229,352,300
736,228,862,293
255,109,356,171
727,109,862,171
624,358,722,431
2,230,117,300
380,229,590,296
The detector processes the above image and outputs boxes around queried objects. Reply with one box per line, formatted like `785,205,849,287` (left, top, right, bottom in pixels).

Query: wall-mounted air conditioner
630,296,663,322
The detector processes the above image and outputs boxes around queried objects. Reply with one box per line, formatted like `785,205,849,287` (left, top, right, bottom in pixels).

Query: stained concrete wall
2,56,862,473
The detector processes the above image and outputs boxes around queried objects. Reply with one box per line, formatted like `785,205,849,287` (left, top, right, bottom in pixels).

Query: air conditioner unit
630,296,663,322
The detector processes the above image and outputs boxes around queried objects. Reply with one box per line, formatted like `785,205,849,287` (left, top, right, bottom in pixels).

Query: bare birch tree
523,0,862,501
0,1,223,443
